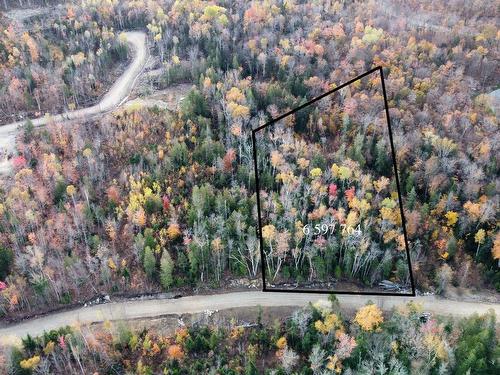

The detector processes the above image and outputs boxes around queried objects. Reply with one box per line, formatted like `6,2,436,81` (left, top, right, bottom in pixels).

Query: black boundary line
379,66,416,297
252,66,380,133
252,66,416,297
252,129,267,291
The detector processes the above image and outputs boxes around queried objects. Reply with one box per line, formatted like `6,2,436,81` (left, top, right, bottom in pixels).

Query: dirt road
0,31,148,174
1,291,498,345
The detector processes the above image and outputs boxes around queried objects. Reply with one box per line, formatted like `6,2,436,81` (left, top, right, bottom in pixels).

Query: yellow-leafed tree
354,304,384,331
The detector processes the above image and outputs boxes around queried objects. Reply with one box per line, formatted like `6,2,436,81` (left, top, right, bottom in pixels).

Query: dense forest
0,5,129,124
2,299,499,374
255,71,414,290
0,0,498,316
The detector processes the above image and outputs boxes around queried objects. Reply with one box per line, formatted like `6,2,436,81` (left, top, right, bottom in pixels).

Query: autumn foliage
0,0,498,318
3,301,498,374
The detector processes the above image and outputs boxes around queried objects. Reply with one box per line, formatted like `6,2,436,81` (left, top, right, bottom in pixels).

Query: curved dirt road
1,291,499,345
0,31,148,174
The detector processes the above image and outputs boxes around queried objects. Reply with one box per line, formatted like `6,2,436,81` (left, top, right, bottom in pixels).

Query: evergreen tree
405,172,415,194
143,246,156,279
407,187,417,210
160,250,174,290
375,139,390,175
0,246,13,280
351,133,366,167
454,312,499,375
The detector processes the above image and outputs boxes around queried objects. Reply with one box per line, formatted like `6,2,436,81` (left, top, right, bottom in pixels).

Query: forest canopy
0,0,498,318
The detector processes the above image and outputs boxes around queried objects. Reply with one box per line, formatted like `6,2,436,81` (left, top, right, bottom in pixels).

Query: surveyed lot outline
252,66,416,297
